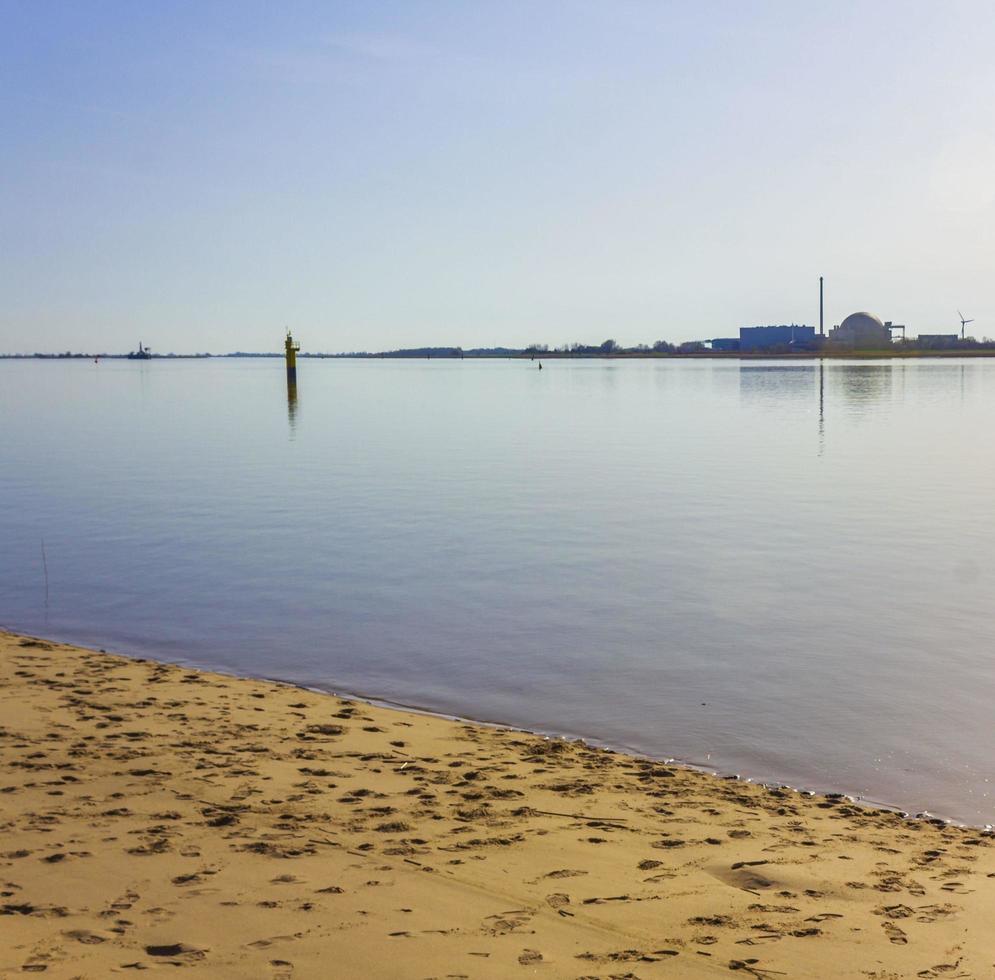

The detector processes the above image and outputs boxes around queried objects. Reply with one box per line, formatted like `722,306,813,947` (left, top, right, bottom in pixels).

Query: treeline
524,339,699,354
332,340,702,358
335,347,464,358
893,336,995,351
329,347,521,358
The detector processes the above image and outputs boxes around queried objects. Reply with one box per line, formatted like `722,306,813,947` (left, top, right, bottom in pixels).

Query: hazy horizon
4,1,995,354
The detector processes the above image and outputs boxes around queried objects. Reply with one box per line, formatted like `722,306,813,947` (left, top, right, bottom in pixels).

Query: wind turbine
958,310,974,340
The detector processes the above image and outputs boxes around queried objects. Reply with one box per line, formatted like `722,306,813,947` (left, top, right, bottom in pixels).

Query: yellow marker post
285,330,300,384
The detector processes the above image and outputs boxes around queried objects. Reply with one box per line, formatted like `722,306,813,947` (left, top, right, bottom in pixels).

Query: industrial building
739,324,816,351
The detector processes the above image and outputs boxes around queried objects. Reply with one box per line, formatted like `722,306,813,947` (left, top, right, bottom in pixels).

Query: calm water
3,357,994,824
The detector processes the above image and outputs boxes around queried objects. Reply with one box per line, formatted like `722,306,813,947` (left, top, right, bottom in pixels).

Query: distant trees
379,347,463,358
894,335,995,352
522,338,687,355
565,339,621,354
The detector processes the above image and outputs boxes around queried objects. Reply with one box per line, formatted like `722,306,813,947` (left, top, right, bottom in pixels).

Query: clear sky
3,0,995,353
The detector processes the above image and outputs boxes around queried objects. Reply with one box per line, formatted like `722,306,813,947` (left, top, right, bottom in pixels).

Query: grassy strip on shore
1,629,992,978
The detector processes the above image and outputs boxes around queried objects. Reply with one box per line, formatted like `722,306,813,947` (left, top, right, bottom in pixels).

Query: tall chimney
819,276,824,336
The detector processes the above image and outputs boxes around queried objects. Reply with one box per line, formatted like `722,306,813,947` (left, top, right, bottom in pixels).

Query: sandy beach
1,630,992,978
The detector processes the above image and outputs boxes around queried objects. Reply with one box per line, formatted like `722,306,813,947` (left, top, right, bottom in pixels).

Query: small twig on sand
197,800,249,812
528,809,627,823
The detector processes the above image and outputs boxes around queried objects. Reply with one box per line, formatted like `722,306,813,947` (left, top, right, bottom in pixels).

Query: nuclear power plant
708,278,912,352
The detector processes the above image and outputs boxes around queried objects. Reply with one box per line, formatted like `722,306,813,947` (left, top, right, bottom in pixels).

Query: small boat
128,342,152,360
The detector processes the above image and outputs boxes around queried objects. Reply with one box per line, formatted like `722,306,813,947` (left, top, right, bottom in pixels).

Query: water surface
2,357,993,823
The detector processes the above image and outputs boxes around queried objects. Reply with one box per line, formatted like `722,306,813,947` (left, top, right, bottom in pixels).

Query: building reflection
738,363,818,402
818,360,824,456
739,361,897,407
738,360,901,456
831,362,893,405
738,362,824,453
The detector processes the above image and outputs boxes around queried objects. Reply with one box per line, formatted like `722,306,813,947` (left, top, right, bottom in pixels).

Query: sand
1,630,992,979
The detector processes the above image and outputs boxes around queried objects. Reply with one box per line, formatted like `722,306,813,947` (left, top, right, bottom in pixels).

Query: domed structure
840,312,884,332
828,311,892,349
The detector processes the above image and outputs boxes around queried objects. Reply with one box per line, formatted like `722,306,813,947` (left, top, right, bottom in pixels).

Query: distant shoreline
5,349,995,361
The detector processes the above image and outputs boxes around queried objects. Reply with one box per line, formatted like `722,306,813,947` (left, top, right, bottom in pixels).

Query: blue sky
3,0,995,353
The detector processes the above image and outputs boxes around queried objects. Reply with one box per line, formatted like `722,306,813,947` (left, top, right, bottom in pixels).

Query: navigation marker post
285,330,300,384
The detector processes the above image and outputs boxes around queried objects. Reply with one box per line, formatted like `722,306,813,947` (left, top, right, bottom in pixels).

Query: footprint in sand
875,904,914,919
939,881,973,895
145,943,206,963
916,962,967,978
914,904,958,923
710,865,776,893
63,929,111,945
882,922,908,945
483,911,533,935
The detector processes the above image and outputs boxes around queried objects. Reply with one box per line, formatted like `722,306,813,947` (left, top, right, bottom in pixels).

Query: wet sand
1,630,993,978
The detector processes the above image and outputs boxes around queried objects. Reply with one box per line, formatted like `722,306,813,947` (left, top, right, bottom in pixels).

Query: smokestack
819,276,824,336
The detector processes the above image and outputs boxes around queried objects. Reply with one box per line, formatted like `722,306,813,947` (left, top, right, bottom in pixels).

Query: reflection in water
732,359,913,458
739,364,816,401
739,361,898,409
918,362,972,404
738,363,826,454
818,359,824,456
739,361,904,455
832,363,893,405
286,378,298,435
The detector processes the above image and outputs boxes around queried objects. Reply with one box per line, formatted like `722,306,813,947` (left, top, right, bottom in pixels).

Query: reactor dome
839,312,884,333
829,311,892,348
